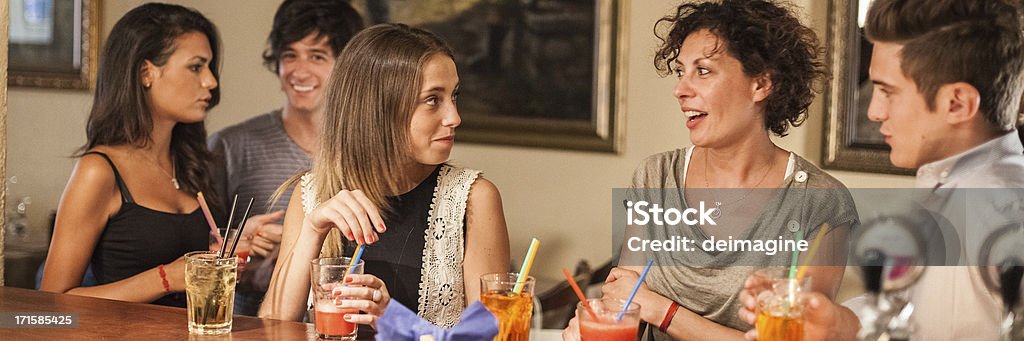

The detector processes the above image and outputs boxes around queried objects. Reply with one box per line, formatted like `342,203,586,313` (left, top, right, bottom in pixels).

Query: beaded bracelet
157,264,171,293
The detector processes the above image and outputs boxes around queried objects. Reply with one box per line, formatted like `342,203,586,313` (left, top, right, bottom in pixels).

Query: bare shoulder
468,176,502,203
464,176,509,254
73,151,117,188
60,150,121,219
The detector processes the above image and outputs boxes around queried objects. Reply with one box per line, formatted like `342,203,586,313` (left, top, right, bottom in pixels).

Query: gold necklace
703,148,775,219
137,151,180,190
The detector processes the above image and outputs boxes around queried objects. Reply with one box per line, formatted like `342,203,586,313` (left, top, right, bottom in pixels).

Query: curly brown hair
654,0,825,137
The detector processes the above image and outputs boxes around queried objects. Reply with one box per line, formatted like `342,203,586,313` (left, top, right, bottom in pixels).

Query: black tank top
84,152,209,307
349,165,443,314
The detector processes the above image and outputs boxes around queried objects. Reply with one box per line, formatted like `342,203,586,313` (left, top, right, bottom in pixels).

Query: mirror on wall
821,0,914,175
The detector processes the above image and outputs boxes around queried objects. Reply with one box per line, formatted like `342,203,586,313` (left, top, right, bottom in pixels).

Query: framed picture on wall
821,0,914,175
8,0,101,90
352,0,626,153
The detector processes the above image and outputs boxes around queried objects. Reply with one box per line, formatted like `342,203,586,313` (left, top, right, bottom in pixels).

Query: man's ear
752,73,773,103
939,82,981,125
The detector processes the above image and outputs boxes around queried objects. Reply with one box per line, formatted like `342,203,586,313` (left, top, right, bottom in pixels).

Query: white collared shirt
909,130,1024,340
915,130,1024,189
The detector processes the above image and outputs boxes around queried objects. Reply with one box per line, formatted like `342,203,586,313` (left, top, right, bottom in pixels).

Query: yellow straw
513,238,539,294
796,223,830,281
341,244,365,287
348,244,364,267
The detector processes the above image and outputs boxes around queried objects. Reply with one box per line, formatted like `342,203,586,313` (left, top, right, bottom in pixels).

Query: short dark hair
866,0,1024,132
83,3,221,197
654,0,825,137
262,0,365,74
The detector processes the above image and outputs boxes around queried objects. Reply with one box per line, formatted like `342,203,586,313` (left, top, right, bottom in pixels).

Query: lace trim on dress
298,167,480,328
301,172,317,215
417,165,480,328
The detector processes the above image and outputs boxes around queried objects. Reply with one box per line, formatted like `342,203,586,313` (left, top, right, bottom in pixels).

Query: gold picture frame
821,0,914,175
2,0,10,284
7,0,101,90
355,0,626,153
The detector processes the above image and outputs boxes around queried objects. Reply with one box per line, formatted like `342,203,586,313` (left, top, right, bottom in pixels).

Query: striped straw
513,238,539,294
343,244,365,286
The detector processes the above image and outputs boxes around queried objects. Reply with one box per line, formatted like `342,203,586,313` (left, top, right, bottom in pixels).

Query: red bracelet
659,301,680,333
157,264,171,293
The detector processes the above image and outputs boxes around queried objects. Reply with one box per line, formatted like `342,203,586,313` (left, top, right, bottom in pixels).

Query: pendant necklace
703,148,774,219
139,152,180,190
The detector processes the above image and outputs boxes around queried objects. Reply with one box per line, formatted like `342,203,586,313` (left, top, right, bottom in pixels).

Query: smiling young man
737,0,1024,340
208,0,364,316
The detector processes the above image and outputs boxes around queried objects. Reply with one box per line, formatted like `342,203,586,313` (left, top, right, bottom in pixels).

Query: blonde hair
307,23,454,257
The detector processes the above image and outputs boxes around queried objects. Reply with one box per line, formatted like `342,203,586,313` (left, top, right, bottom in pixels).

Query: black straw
218,194,239,258
226,197,255,258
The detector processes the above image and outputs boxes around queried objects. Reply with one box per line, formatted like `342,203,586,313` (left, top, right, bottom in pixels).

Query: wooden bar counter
0,286,319,340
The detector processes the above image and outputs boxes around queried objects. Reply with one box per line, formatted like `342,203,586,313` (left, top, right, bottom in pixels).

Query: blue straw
350,245,366,270
343,244,366,287
618,259,654,321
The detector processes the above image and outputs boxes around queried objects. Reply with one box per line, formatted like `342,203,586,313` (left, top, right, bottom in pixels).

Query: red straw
196,192,224,246
563,268,597,320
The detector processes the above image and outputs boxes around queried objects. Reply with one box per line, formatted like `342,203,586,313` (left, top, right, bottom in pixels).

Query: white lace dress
300,165,480,327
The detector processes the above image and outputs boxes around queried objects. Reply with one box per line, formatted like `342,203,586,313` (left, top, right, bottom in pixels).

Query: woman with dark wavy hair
41,3,223,307
564,1,858,340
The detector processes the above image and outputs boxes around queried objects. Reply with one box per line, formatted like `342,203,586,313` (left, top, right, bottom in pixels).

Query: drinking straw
563,268,596,320
226,198,255,258
196,192,223,246
513,238,539,294
785,229,807,312
218,194,239,258
796,223,831,281
343,244,366,286
617,259,654,321
348,244,365,268
788,229,805,280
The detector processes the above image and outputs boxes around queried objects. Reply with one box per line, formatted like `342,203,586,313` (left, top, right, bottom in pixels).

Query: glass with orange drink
755,274,811,341
480,273,535,341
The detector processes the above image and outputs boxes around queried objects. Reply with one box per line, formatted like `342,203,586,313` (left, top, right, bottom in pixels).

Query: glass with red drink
311,257,364,340
577,298,640,341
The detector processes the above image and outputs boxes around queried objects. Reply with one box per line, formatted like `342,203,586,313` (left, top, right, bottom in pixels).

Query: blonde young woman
260,23,510,329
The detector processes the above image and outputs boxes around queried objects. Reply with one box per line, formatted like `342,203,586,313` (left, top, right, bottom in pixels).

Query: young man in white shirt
738,0,1024,339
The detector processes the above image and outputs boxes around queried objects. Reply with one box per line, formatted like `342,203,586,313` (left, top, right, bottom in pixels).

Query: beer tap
979,224,1024,341
852,214,928,341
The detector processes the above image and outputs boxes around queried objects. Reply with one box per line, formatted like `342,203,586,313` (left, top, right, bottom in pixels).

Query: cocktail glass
755,275,811,341
185,251,238,335
480,273,535,341
577,298,640,341
311,257,365,340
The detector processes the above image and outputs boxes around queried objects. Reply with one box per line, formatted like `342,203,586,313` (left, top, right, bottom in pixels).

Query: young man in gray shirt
208,0,364,316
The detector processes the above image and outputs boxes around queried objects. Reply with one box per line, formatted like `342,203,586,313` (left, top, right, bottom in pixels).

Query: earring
144,82,151,89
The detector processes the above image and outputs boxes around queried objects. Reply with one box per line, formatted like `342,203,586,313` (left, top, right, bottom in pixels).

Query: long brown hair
80,3,221,200
312,23,454,257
